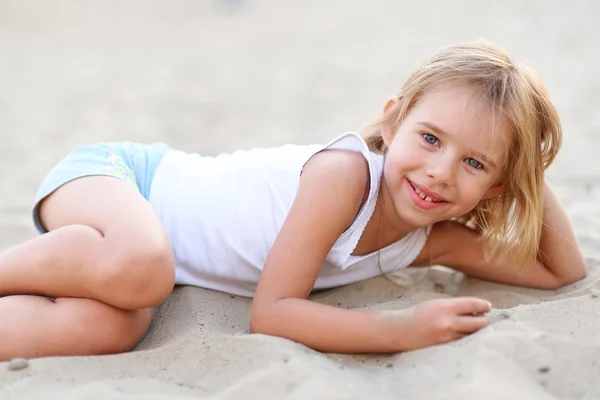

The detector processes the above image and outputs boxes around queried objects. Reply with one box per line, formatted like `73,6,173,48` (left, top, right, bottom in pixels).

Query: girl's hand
377,297,491,351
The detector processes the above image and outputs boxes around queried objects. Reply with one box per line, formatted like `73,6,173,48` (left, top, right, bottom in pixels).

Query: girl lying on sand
0,40,586,360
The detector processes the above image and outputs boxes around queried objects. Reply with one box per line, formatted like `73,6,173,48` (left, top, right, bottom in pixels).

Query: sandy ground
1,1,600,399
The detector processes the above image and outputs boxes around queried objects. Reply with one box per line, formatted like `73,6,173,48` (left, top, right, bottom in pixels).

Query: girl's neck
377,182,419,240
350,186,415,257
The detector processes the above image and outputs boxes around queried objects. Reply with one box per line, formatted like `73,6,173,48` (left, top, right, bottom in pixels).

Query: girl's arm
250,149,490,353
413,181,587,289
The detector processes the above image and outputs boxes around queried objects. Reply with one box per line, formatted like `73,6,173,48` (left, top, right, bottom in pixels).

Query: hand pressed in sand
375,297,491,351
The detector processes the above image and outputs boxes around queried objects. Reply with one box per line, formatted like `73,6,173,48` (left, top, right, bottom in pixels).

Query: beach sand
1,1,600,398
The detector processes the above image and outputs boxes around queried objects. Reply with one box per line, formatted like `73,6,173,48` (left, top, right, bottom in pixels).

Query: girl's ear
382,97,399,147
481,182,507,200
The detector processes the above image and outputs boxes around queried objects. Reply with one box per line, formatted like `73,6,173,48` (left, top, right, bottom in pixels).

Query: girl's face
381,85,511,231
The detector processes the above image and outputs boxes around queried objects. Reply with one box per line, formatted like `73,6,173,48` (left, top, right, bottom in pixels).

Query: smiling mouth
408,180,448,203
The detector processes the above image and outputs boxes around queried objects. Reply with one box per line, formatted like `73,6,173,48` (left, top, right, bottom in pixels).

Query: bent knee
101,242,175,310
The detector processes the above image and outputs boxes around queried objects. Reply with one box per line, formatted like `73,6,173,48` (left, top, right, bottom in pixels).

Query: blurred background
0,0,599,248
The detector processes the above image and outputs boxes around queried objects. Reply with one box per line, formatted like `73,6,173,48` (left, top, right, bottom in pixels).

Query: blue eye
466,158,484,170
423,133,439,145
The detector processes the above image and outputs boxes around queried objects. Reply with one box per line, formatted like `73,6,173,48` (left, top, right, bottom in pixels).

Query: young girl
0,40,586,360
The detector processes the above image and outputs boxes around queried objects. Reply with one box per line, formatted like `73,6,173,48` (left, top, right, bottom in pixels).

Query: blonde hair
361,40,561,268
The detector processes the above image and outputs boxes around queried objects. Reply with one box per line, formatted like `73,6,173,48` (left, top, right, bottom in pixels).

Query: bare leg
0,176,175,310
0,175,174,358
0,295,152,361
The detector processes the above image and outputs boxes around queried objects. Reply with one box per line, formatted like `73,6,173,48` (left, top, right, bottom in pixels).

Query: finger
447,297,492,315
455,315,488,334
441,331,467,344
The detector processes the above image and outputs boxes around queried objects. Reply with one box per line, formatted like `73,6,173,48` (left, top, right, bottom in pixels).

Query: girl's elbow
248,319,262,335
564,268,588,286
555,266,588,289
248,309,265,335
248,300,276,335
569,258,588,283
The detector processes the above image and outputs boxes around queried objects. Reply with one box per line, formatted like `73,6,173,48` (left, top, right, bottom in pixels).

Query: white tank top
149,132,431,297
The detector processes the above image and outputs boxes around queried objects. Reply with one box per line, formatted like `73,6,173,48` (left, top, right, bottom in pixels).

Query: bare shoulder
302,148,370,191
300,148,371,215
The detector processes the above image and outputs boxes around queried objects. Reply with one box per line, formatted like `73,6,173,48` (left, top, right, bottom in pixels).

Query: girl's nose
426,154,455,185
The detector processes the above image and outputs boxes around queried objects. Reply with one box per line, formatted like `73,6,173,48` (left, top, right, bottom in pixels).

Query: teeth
413,184,442,203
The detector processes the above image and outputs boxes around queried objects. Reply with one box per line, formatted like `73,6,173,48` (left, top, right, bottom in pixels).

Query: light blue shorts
33,141,171,234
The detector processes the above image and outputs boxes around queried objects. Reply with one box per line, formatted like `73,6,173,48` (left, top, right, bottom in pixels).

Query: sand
1,1,600,398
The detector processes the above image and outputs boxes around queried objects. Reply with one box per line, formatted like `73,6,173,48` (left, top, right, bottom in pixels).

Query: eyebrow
419,121,498,170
